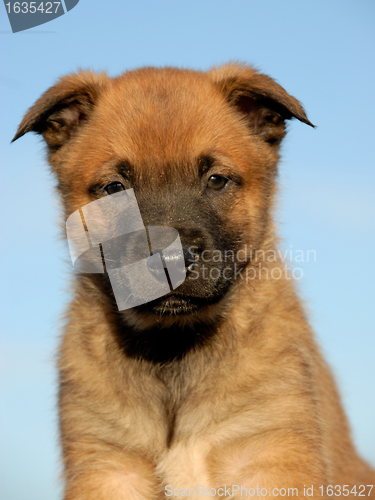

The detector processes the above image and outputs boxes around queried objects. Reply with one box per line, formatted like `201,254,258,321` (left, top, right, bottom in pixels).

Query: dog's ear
12,71,108,152
209,63,314,147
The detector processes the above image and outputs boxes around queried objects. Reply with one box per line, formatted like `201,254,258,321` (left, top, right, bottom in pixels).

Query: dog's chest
153,383,231,491
157,439,213,493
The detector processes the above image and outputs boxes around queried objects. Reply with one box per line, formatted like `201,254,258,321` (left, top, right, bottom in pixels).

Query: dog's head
13,63,313,356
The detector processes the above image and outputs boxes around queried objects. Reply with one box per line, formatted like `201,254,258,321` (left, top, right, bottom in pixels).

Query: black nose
147,247,197,282
183,247,198,272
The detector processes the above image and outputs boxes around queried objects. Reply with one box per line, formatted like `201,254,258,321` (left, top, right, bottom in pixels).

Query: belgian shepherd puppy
13,63,374,499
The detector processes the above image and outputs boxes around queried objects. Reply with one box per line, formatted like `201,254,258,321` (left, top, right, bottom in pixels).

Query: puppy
13,63,375,499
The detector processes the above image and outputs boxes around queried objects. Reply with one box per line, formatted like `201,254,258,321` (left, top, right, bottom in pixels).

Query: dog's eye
105,182,125,195
207,175,228,190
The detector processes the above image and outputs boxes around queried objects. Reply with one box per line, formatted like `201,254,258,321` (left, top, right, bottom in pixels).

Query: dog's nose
183,247,198,273
147,247,197,282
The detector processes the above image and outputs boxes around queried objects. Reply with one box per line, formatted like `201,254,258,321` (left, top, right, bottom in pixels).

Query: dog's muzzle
65,189,187,311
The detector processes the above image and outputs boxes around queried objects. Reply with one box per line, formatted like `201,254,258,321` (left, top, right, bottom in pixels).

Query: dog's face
13,64,312,345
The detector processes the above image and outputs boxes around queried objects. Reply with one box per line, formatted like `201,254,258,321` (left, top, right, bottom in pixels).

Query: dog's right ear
12,71,108,152
208,63,314,147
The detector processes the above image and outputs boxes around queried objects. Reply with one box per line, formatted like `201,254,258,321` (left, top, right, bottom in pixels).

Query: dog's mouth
135,292,220,316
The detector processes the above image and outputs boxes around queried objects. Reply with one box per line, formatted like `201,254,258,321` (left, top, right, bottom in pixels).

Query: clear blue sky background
1,1,374,499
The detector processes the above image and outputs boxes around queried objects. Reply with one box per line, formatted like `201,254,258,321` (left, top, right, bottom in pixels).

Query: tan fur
14,63,374,499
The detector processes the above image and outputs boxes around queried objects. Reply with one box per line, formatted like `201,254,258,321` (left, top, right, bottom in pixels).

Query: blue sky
1,1,375,499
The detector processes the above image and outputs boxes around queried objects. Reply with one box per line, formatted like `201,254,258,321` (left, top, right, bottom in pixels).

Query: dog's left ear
209,63,314,147
12,70,108,152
